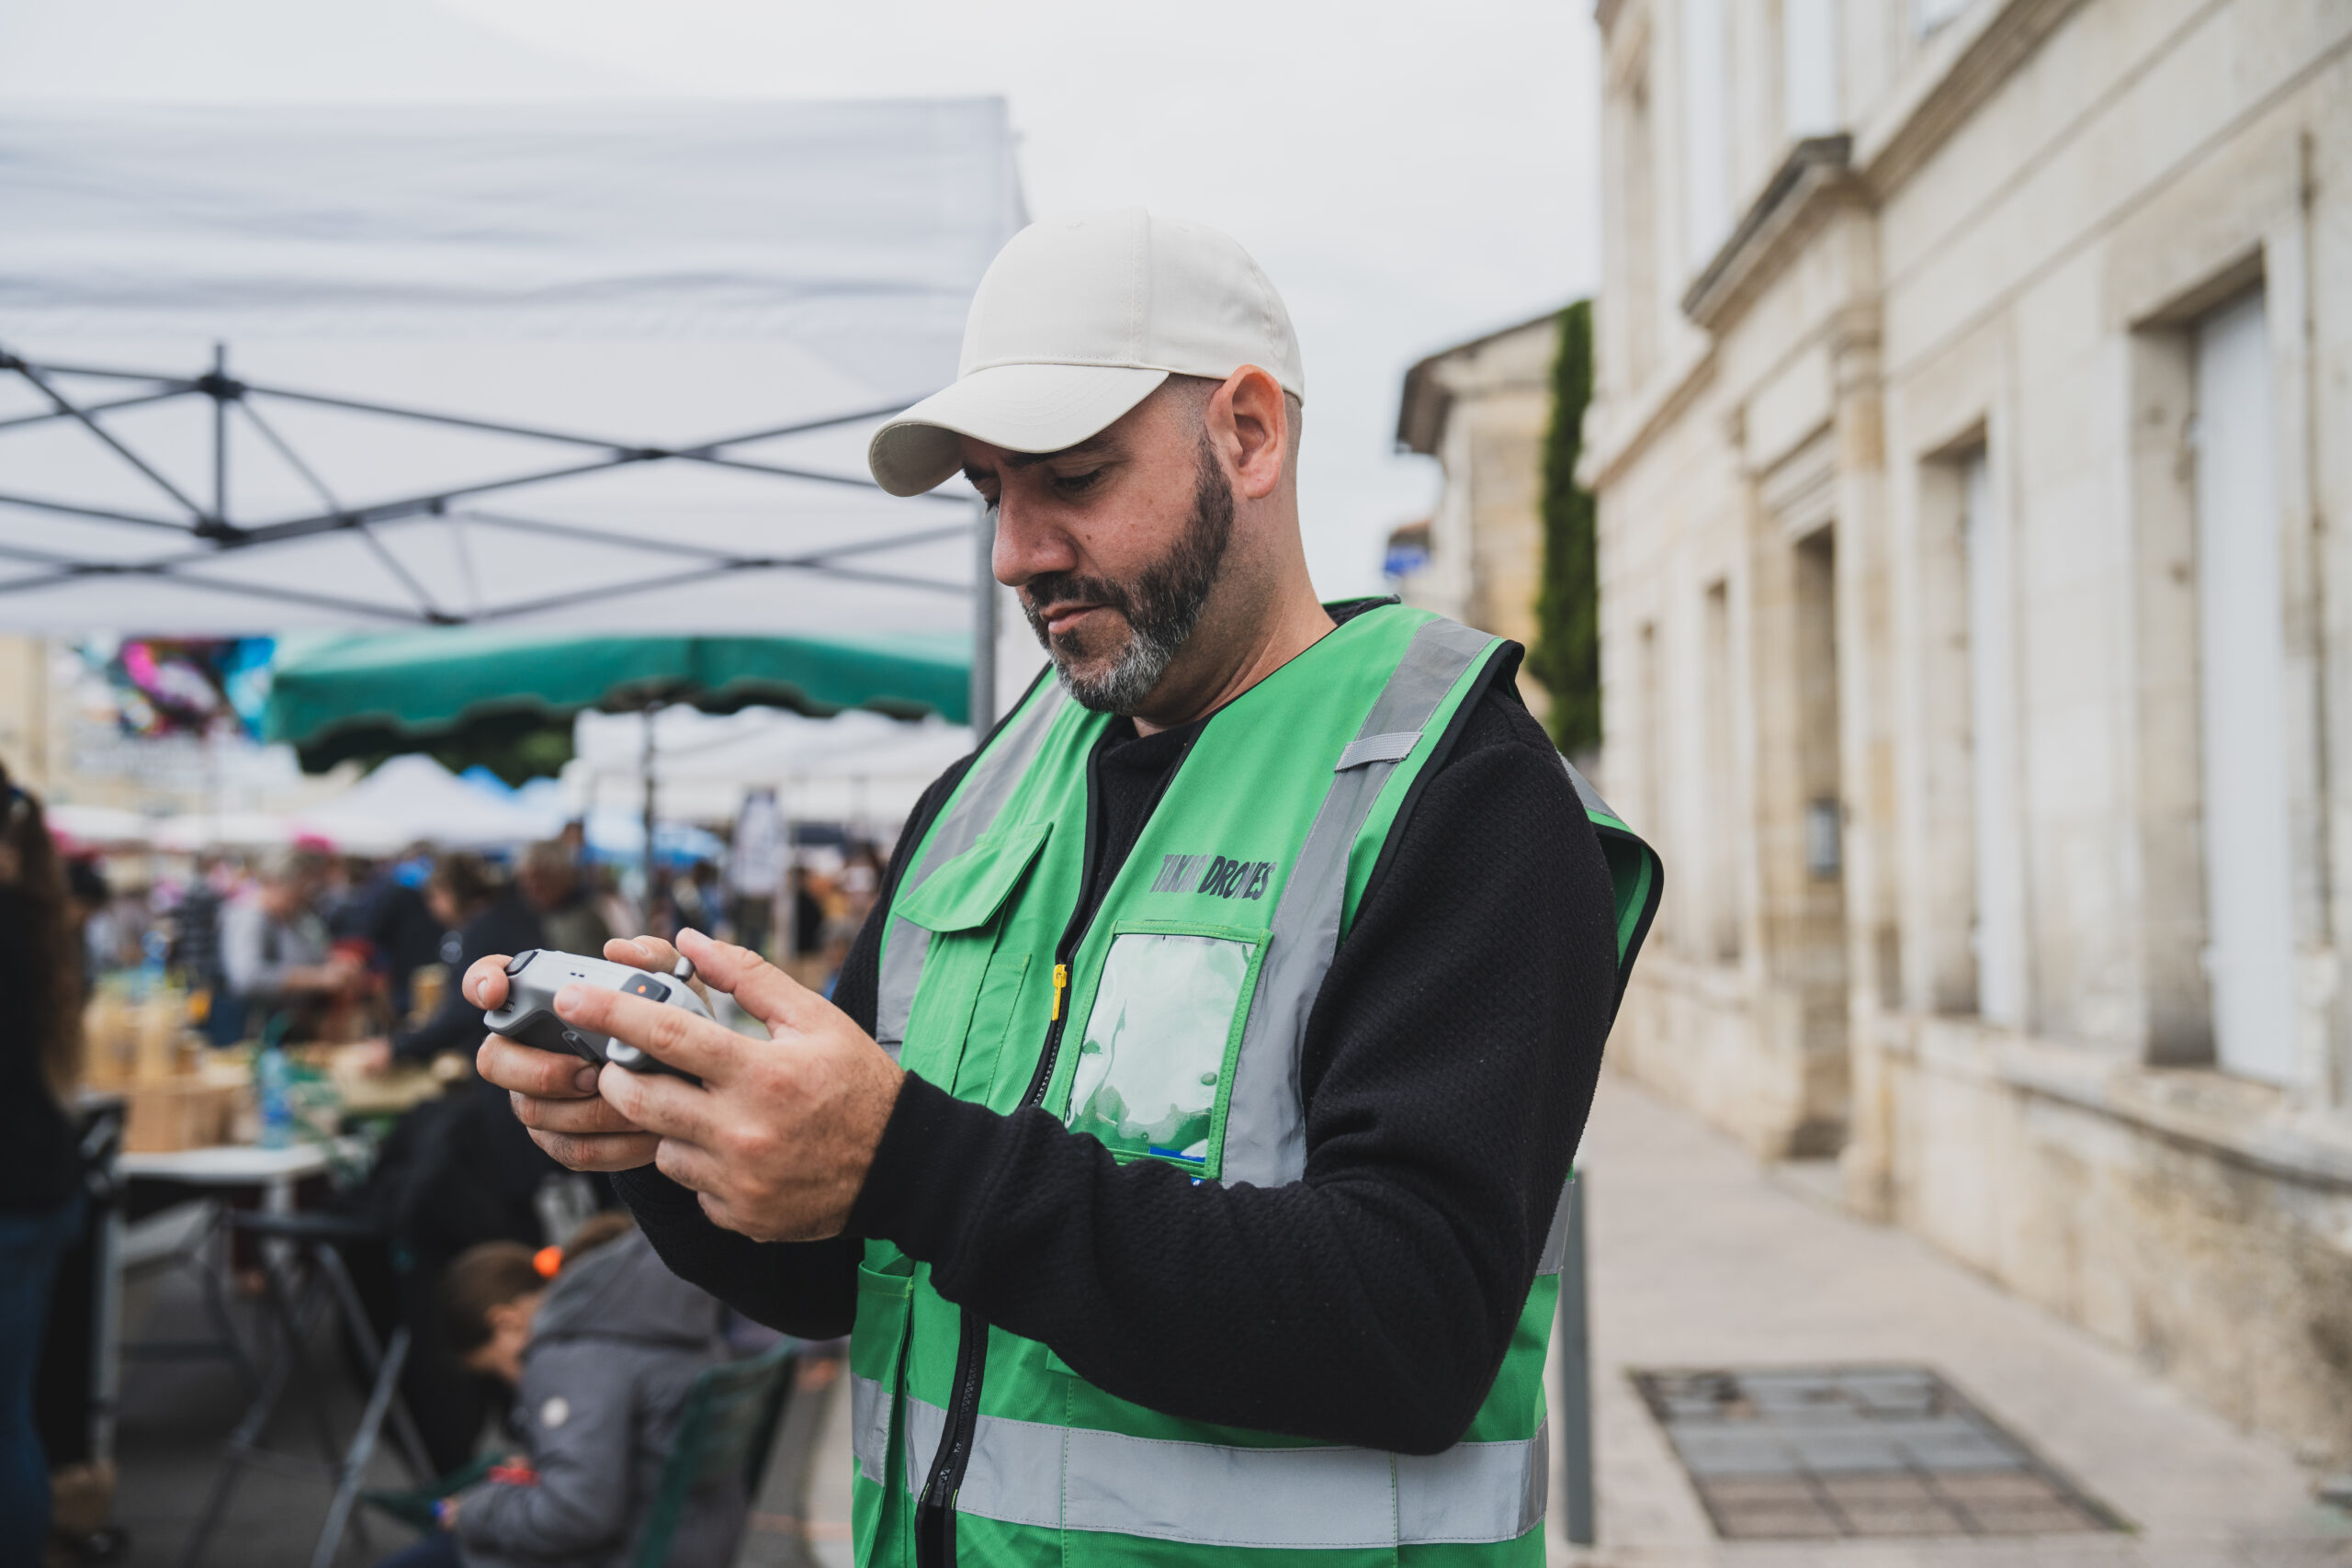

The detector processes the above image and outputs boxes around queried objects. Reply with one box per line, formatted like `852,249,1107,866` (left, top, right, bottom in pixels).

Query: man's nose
990,495,1078,588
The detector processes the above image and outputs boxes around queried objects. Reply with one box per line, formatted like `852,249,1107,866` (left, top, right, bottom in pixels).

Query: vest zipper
916,740,1107,1566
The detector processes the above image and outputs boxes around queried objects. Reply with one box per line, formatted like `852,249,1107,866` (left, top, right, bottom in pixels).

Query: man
472,210,1660,1563
363,848,447,1028
219,850,357,1042
519,839,611,961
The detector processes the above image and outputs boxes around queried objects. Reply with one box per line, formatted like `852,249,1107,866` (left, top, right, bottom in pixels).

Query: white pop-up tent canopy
563,704,978,826
137,754,563,854
0,100,1020,705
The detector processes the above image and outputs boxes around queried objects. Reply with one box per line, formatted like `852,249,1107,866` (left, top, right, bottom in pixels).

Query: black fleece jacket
613,632,1619,1456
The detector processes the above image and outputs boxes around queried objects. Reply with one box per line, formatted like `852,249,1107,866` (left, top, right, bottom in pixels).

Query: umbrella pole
775,779,792,967
641,703,660,936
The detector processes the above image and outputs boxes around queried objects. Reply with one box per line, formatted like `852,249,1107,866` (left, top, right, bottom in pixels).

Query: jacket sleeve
393,900,542,1064
847,690,1623,1455
453,1341,637,1557
389,986,481,1064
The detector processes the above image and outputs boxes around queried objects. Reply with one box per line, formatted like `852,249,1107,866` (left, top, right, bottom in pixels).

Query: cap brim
866,364,1171,496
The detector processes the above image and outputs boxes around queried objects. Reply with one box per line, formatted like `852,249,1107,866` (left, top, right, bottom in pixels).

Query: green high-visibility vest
853,604,1661,1565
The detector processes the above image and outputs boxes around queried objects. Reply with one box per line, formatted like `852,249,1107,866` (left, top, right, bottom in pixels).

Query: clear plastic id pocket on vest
1064,926,1264,1176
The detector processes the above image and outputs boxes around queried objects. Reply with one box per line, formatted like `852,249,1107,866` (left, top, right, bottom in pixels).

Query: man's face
962,387,1235,716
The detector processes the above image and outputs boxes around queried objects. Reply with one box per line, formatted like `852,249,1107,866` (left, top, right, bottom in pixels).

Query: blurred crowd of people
62,826,895,1055
4,766,904,1563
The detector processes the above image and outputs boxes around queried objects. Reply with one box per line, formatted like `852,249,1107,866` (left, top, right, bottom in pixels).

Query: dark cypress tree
1528,299,1600,752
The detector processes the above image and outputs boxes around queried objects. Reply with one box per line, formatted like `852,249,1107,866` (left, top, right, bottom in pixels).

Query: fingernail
555,984,584,1010
572,1066,599,1093
679,927,704,945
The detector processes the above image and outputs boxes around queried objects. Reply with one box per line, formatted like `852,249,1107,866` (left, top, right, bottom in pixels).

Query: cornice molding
1679,136,1865,333
1855,0,2091,197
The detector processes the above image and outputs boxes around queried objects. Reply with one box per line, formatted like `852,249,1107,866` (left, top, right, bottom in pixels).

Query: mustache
1021,572,1133,625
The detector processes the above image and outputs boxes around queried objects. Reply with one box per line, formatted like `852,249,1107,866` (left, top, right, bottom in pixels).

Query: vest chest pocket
890,822,1050,1092
1064,923,1266,1179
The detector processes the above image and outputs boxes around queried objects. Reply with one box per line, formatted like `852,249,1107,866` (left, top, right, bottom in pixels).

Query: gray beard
1022,432,1236,715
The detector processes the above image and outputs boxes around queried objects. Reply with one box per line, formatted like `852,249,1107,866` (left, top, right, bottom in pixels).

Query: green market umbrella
266,626,970,773
266,627,970,886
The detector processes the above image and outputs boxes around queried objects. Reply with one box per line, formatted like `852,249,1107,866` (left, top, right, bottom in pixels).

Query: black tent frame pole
211,343,229,524
0,344,983,634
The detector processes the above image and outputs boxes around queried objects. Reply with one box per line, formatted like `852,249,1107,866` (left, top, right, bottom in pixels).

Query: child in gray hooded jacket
381,1214,747,1568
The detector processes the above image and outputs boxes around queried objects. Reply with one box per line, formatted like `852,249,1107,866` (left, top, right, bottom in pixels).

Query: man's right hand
467,942,665,1171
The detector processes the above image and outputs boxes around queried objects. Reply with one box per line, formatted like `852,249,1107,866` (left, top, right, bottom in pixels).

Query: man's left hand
544,929,905,1243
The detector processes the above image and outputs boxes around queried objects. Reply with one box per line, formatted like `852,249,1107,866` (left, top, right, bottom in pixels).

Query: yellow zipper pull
1051,963,1069,1021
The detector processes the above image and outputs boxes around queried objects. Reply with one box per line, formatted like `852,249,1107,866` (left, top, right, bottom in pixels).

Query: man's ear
1211,367,1290,503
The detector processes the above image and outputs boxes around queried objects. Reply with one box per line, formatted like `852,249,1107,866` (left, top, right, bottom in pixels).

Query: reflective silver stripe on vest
874,682,1069,1053
1335,729,1421,770
1558,752,1615,821
853,1362,891,1485
1535,1172,1576,1277
1221,617,1499,1188
853,1376,1545,1547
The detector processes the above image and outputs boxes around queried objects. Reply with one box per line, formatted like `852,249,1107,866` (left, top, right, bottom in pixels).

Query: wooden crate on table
121,1078,243,1154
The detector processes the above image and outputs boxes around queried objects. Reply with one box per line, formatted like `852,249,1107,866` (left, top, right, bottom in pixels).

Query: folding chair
118,1198,259,1394
178,1209,433,1568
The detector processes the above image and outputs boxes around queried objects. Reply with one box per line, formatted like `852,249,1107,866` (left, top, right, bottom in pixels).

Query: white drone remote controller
483,948,708,1082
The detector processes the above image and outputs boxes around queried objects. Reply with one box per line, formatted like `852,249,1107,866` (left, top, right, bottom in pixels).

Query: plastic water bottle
257,1045,293,1150
136,929,168,1002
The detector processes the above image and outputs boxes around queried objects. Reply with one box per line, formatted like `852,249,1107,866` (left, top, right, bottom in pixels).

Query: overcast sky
1,0,1601,597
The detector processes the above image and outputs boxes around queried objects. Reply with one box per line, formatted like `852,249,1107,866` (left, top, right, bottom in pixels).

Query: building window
1680,0,1732,272
1782,0,1841,138
2192,288,2296,1085
1792,530,1843,889
1961,448,2028,1028
1639,619,1663,841
1914,0,1971,37
1703,578,1741,962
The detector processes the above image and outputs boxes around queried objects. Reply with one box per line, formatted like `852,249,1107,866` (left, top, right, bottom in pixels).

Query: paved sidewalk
1556,1074,2352,1567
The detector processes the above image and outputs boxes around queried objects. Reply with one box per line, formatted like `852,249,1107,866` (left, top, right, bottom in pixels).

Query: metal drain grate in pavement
1632,1365,2125,1540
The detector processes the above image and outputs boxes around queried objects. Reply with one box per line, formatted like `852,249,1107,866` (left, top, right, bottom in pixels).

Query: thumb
463,955,514,1010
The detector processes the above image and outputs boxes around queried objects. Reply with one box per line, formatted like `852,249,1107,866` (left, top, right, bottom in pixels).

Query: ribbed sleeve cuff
610,1164,707,1215
847,1071,1008,1266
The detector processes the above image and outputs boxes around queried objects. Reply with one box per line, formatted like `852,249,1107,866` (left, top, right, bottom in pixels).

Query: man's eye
1052,468,1105,495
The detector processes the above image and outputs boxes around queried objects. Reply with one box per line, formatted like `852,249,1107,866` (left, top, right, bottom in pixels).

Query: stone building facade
1589,0,2352,1461
1391,312,1561,727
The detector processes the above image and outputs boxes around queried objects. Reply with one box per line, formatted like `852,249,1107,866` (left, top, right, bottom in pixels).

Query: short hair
65,858,109,906
427,852,499,914
255,847,322,887
563,1209,636,1262
521,840,574,882
440,1241,543,1356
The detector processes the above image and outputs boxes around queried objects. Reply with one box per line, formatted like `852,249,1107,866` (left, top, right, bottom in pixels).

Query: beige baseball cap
866,209,1306,497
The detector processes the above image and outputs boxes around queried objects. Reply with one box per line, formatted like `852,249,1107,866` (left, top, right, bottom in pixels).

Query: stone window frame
2107,129,2331,1102
1888,317,2027,1037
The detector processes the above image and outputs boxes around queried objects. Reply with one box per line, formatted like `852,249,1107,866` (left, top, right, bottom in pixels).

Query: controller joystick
483,948,708,1082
